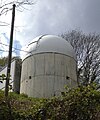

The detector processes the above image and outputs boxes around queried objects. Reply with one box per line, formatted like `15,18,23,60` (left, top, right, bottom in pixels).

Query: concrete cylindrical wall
20,53,77,98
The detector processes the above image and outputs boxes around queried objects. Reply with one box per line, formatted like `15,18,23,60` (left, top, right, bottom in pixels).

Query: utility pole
5,4,16,97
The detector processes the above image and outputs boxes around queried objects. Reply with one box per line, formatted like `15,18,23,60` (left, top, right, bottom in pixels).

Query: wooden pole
5,4,16,97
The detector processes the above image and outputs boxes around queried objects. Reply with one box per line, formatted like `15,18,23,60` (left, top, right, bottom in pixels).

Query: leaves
0,74,7,84
0,84,100,119
0,57,8,66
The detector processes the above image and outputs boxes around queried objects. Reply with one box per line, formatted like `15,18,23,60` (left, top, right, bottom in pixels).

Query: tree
0,57,8,66
0,0,35,26
0,0,35,16
61,30,100,86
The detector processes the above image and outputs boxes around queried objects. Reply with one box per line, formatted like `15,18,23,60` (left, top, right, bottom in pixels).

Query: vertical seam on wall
53,53,55,96
44,54,45,75
34,55,36,77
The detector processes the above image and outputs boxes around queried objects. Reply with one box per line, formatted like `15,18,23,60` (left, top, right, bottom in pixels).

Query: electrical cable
0,42,29,53
0,49,9,52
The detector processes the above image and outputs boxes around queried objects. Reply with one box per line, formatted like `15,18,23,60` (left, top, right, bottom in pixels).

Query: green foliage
0,74,12,91
37,84,100,120
0,84,100,119
0,74,6,84
0,57,8,67
0,91,46,119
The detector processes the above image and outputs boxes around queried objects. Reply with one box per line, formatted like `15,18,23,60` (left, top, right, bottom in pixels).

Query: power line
0,21,10,26
0,43,9,47
0,21,10,25
0,42,38,54
0,49,9,52
0,42,29,53
13,47,29,53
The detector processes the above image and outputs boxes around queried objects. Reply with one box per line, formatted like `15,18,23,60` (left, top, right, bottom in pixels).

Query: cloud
0,33,22,56
13,40,22,56
81,0,100,32
0,0,100,48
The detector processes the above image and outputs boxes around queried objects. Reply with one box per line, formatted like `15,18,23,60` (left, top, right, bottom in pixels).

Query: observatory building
20,35,77,98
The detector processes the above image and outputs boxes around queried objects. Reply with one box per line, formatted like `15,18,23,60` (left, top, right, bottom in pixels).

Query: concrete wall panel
45,53,55,75
0,58,21,93
55,54,66,77
35,54,45,75
20,53,77,98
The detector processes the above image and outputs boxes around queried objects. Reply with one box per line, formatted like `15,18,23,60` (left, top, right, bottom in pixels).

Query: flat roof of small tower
22,35,76,60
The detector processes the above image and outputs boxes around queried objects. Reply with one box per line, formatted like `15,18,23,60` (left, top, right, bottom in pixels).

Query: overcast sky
0,0,100,56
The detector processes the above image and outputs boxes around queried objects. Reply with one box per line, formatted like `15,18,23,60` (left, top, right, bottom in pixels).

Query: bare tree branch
0,0,35,16
61,30,100,86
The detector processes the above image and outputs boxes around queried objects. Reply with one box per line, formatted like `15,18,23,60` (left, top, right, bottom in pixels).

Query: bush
0,84,100,120
38,84,100,120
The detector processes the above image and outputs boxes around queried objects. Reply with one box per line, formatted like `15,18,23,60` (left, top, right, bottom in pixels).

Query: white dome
23,35,76,60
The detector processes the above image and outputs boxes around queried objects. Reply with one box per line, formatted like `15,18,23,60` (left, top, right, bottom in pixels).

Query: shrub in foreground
0,84,100,120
